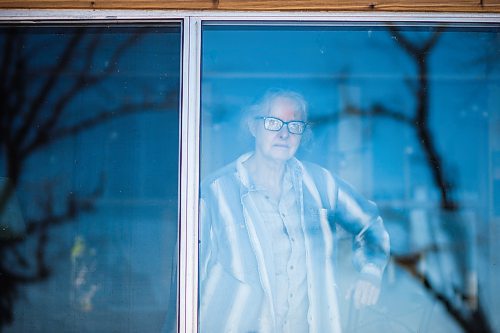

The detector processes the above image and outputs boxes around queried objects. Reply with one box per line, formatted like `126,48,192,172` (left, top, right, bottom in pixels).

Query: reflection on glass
200,24,500,332
0,25,181,332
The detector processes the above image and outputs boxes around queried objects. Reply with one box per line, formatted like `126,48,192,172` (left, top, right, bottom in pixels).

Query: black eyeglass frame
254,116,307,135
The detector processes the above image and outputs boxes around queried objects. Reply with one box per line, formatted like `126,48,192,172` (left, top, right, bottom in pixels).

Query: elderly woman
199,90,390,333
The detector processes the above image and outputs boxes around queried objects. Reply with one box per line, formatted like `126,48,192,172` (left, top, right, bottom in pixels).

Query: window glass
0,24,181,332
199,23,500,332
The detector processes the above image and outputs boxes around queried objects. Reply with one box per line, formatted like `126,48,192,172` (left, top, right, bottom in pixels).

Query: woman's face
252,97,305,164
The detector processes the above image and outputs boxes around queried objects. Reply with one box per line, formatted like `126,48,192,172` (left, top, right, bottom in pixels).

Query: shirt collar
236,152,302,191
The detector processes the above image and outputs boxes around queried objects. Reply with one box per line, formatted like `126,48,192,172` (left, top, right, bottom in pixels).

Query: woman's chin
270,151,294,162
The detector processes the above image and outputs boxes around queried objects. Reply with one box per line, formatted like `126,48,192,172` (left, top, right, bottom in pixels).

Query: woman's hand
348,278,381,309
346,265,382,309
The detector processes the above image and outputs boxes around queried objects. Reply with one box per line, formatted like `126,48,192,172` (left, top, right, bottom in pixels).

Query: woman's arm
330,175,390,307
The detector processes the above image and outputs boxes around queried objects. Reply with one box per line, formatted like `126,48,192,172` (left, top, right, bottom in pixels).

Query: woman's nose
279,126,290,138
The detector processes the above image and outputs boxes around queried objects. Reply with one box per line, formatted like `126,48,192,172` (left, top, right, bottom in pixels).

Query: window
198,21,500,333
0,23,181,332
1,12,500,333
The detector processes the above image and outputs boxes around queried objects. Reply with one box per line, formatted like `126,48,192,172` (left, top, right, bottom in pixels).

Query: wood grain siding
0,0,499,12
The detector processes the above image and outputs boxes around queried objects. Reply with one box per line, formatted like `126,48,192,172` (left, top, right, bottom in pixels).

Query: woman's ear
248,119,257,137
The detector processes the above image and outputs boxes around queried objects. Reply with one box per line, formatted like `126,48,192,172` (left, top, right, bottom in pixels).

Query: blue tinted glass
199,23,500,332
0,24,181,332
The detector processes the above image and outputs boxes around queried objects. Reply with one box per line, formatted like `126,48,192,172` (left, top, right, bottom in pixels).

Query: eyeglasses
255,116,307,135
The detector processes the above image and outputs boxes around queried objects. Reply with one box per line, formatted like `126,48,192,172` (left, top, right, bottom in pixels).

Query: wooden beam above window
0,0,499,12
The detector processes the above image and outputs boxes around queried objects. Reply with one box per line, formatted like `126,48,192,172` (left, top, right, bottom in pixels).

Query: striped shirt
199,153,390,333
246,164,309,332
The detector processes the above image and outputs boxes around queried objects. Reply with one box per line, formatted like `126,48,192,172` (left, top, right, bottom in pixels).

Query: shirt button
289,265,294,270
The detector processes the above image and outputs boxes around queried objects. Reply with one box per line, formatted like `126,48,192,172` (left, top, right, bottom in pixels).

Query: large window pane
199,23,500,332
0,24,181,332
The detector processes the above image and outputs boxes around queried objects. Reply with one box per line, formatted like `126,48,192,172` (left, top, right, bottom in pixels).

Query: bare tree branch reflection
311,26,493,333
0,27,176,328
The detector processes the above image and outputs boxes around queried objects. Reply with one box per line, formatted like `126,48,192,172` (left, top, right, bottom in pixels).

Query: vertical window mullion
178,15,202,333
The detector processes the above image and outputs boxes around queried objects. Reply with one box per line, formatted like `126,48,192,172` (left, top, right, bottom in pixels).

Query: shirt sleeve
199,183,220,286
329,174,390,279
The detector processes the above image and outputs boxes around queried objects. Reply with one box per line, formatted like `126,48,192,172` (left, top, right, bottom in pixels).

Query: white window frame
1,10,500,333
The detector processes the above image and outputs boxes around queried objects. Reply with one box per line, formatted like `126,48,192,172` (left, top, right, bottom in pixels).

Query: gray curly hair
246,89,309,121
